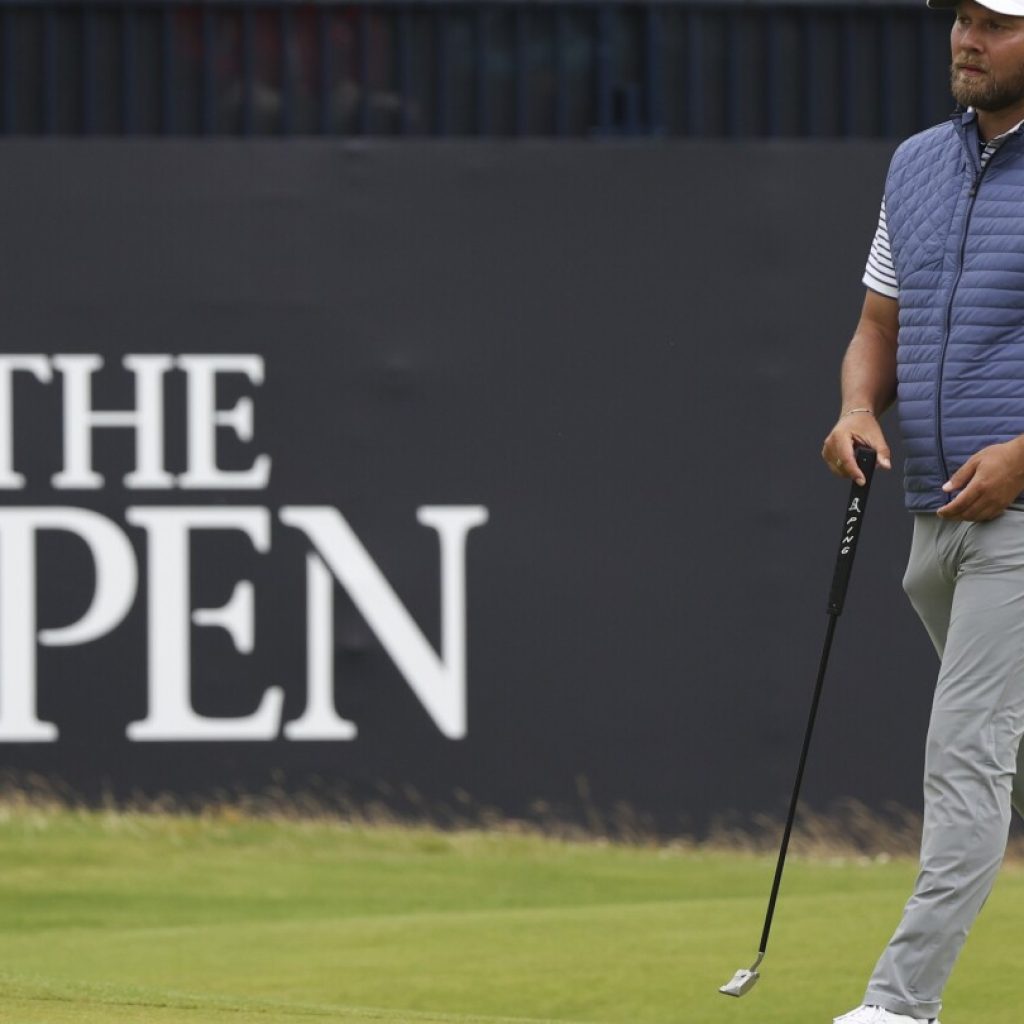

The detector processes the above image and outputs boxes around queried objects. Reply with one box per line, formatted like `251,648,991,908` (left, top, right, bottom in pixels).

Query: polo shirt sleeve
862,196,899,300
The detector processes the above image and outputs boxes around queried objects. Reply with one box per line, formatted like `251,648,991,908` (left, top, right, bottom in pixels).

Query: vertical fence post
840,9,856,137
43,4,57,135
623,84,639,134
595,4,613,135
122,3,136,134
800,8,815,137
918,12,939,128
241,2,254,135
281,4,294,135
723,8,739,136
82,4,96,134
435,4,448,136
685,8,702,137
318,4,331,135
358,5,369,134
1,5,11,135
644,3,662,136
474,4,488,136
554,5,568,136
879,10,894,137
201,4,215,134
764,8,779,137
513,4,527,136
161,1,174,134
398,3,412,135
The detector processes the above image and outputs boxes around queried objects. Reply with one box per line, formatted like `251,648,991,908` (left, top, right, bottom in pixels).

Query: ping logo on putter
840,497,864,556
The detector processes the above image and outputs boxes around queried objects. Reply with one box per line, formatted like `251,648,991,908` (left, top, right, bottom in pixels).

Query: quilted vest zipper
937,160,988,494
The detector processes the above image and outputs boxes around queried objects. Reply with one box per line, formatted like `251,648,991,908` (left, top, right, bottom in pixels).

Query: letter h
51,355,173,489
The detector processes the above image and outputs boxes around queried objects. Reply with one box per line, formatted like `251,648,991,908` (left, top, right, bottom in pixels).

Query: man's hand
937,438,1024,521
821,411,893,485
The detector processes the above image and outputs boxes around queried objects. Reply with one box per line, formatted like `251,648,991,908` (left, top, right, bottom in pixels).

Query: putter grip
827,445,877,616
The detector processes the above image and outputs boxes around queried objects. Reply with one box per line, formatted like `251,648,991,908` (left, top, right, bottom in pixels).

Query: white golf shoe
833,1005,939,1024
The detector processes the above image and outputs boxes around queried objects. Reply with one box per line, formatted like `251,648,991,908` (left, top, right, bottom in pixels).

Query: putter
719,444,878,998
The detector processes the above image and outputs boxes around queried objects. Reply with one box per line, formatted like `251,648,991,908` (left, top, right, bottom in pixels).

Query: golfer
821,1,1024,1021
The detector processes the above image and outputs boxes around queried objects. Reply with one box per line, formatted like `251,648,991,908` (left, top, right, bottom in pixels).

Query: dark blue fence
0,1,954,137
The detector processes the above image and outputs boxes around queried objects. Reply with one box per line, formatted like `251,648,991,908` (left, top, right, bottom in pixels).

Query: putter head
718,966,760,997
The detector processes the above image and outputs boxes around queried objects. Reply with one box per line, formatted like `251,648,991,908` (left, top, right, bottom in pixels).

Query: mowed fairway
2,807,1023,1024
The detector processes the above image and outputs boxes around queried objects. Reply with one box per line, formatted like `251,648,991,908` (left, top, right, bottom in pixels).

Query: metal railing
0,1,954,137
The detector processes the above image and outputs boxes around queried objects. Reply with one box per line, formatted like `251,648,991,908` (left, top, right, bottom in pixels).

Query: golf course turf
1,804,1022,1023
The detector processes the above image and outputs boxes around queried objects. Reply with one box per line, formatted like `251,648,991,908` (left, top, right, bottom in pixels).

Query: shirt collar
966,107,1024,144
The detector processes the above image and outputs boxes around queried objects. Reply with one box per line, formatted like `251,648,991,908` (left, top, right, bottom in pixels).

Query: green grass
0,805,1022,1023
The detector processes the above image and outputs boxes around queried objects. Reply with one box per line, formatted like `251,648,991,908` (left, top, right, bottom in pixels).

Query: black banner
0,140,929,833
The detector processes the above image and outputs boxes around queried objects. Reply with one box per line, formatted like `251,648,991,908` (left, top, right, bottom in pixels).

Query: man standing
821,1,1024,1021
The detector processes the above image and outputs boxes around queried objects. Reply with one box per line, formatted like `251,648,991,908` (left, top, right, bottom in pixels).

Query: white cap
929,0,1024,14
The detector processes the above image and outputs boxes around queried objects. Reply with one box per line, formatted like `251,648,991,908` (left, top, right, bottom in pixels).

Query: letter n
279,506,488,739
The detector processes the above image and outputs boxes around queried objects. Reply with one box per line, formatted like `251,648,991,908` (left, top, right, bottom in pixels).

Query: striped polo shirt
863,116,1024,300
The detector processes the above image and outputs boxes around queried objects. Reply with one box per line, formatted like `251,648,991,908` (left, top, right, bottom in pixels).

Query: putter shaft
718,446,877,998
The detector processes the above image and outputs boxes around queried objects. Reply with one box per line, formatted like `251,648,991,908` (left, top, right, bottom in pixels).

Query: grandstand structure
2,0,950,138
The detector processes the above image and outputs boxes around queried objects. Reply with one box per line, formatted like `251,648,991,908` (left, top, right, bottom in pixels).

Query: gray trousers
864,512,1024,1020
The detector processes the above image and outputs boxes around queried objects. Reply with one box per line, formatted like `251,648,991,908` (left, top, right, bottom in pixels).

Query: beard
951,59,1024,110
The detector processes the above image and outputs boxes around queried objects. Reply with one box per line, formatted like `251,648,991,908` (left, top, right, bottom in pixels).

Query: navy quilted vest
886,110,1024,511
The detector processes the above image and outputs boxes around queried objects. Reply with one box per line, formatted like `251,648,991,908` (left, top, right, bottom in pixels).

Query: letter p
0,508,137,741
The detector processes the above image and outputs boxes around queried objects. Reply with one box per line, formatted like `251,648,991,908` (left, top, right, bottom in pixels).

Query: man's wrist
840,407,875,419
